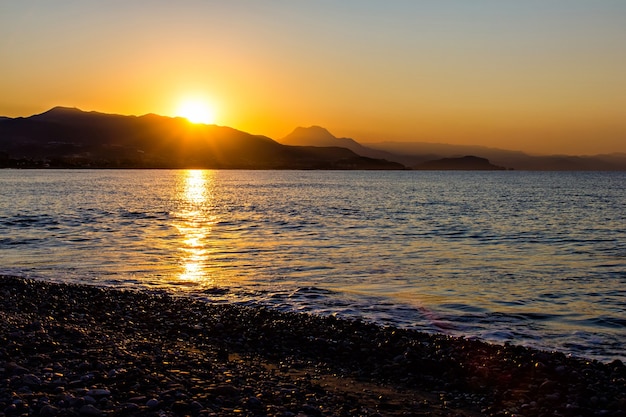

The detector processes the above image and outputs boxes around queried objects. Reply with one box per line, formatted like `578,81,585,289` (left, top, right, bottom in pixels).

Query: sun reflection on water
175,170,216,283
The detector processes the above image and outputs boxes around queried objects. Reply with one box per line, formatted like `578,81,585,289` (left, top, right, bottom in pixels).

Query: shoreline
1,276,624,416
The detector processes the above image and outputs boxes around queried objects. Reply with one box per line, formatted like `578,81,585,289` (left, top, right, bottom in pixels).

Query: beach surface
1,276,624,417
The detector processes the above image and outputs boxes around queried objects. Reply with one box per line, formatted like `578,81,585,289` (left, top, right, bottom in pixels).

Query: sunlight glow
175,98,216,124
175,170,216,282
185,169,209,204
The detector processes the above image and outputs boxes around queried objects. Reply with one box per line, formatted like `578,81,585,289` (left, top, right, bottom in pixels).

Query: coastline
1,276,624,417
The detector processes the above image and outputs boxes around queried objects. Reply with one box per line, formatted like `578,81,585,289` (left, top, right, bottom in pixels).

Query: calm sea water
1,169,624,362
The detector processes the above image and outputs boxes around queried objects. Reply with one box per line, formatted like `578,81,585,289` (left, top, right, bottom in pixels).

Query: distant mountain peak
282,126,360,148
278,125,414,164
30,107,134,124
36,106,84,116
288,126,337,141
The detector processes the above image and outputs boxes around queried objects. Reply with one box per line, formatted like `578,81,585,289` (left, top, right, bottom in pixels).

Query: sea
1,169,624,363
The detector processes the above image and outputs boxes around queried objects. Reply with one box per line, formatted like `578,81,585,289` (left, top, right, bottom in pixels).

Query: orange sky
1,1,625,155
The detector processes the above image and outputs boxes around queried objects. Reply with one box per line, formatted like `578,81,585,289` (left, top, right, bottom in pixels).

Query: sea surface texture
1,170,624,362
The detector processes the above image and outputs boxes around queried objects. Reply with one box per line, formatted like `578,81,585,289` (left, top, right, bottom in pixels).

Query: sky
1,0,625,155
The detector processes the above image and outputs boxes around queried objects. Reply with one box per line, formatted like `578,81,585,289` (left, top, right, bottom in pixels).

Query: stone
78,404,103,416
539,380,556,391
118,403,140,413
171,401,189,414
247,396,263,409
190,401,204,411
86,389,110,397
7,363,30,375
211,384,239,396
128,396,147,404
39,404,59,417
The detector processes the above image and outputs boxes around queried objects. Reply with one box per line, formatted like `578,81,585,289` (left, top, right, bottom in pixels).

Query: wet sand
1,276,624,416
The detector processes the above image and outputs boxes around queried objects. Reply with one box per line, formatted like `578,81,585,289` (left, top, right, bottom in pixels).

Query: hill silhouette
363,141,626,171
2,108,624,170
414,155,507,170
0,107,403,169
281,126,626,170
280,126,429,166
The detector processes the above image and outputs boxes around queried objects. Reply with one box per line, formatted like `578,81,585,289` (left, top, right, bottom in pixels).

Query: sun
175,98,216,124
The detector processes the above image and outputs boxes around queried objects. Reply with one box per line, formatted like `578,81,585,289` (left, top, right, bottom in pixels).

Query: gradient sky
2,1,625,155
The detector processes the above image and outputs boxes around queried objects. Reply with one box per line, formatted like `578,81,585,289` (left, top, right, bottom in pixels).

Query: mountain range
279,125,626,171
1,107,625,170
0,107,402,169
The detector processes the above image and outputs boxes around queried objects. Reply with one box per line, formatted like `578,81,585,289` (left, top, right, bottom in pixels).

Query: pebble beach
1,276,625,417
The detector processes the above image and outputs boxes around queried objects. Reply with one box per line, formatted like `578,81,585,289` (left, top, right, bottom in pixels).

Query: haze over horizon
2,1,625,155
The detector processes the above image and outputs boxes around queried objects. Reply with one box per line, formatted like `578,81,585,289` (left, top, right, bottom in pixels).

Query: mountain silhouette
0,108,404,169
282,126,361,148
363,141,626,171
2,108,624,170
281,126,626,170
280,126,429,166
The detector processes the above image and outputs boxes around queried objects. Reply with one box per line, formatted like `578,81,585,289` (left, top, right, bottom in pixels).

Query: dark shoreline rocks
1,276,624,416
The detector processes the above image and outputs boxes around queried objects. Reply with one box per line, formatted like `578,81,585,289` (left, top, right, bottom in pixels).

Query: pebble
146,398,159,408
85,395,98,404
39,404,59,417
171,400,189,414
247,396,263,409
211,384,240,396
539,380,556,391
7,363,30,376
190,400,204,411
128,396,146,403
118,402,140,413
78,404,103,416
0,276,624,417
86,389,110,397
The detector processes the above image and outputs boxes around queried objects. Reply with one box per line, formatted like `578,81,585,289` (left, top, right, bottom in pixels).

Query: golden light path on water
175,170,217,284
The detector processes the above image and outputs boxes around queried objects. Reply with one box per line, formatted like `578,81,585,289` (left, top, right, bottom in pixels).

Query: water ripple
0,169,624,362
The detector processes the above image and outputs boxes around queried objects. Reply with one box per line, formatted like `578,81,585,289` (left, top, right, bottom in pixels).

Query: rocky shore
1,276,624,417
